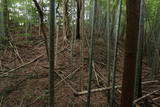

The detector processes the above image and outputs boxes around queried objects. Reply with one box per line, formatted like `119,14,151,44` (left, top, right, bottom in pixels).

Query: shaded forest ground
0,27,160,107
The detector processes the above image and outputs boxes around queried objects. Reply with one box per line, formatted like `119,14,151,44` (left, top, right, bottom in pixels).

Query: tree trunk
0,6,4,42
32,0,49,59
120,0,140,106
48,0,56,106
105,0,111,103
0,0,8,45
86,0,97,106
76,0,81,39
63,0,70,40
110,0,122,106
134,0,144,100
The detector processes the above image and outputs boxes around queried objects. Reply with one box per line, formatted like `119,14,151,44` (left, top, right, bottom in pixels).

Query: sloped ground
0,29,160,107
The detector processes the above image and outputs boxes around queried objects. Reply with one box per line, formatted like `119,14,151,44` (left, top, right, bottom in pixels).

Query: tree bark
76,0,81,39
134,0,144,99
120,0,140,106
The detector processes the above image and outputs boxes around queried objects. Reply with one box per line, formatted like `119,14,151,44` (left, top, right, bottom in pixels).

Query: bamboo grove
0,0,160,106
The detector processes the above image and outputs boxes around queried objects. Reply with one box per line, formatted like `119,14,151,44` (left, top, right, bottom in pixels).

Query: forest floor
0,28,160,107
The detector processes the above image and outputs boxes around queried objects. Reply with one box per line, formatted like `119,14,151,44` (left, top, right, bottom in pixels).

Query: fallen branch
42,65,83,88
142,80,159,84
55,66,82,88
55,70,77,94
133,89,160,104
74,80,159,96
0,55,44,77
94,63,108,84
153,96,160,101
0,73,48,79
75,85,121,96
9,41,24,64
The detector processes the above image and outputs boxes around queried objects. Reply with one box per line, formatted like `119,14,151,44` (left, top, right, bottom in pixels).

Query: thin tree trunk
0,4,4,44
86,0,97,106
110,0,122,106
134,0,144,100
63,0,70,40
105,0,111,103
76,0,81,39
48,0,55,106
80,0,85,91
32,0,49,59
70,0,75,67
55,25,59,67
1,0,9,44
25,0,28,40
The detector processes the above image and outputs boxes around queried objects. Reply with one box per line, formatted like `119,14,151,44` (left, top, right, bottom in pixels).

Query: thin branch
74,80,159,96
141,80,159,84
133,89,160,104
0,55,44,77
55,66,82,88
9,41,24,64
55,70,77,94
75,85,121,96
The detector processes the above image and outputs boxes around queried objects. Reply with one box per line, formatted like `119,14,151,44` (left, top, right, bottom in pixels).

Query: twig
0,55,44,77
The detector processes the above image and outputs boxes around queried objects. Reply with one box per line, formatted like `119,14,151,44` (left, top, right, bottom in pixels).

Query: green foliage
8,0,40,26
146,0,160,19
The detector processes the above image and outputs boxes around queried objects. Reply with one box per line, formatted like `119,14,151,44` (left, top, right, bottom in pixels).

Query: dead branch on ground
133,89,160,104
0,55,44,77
